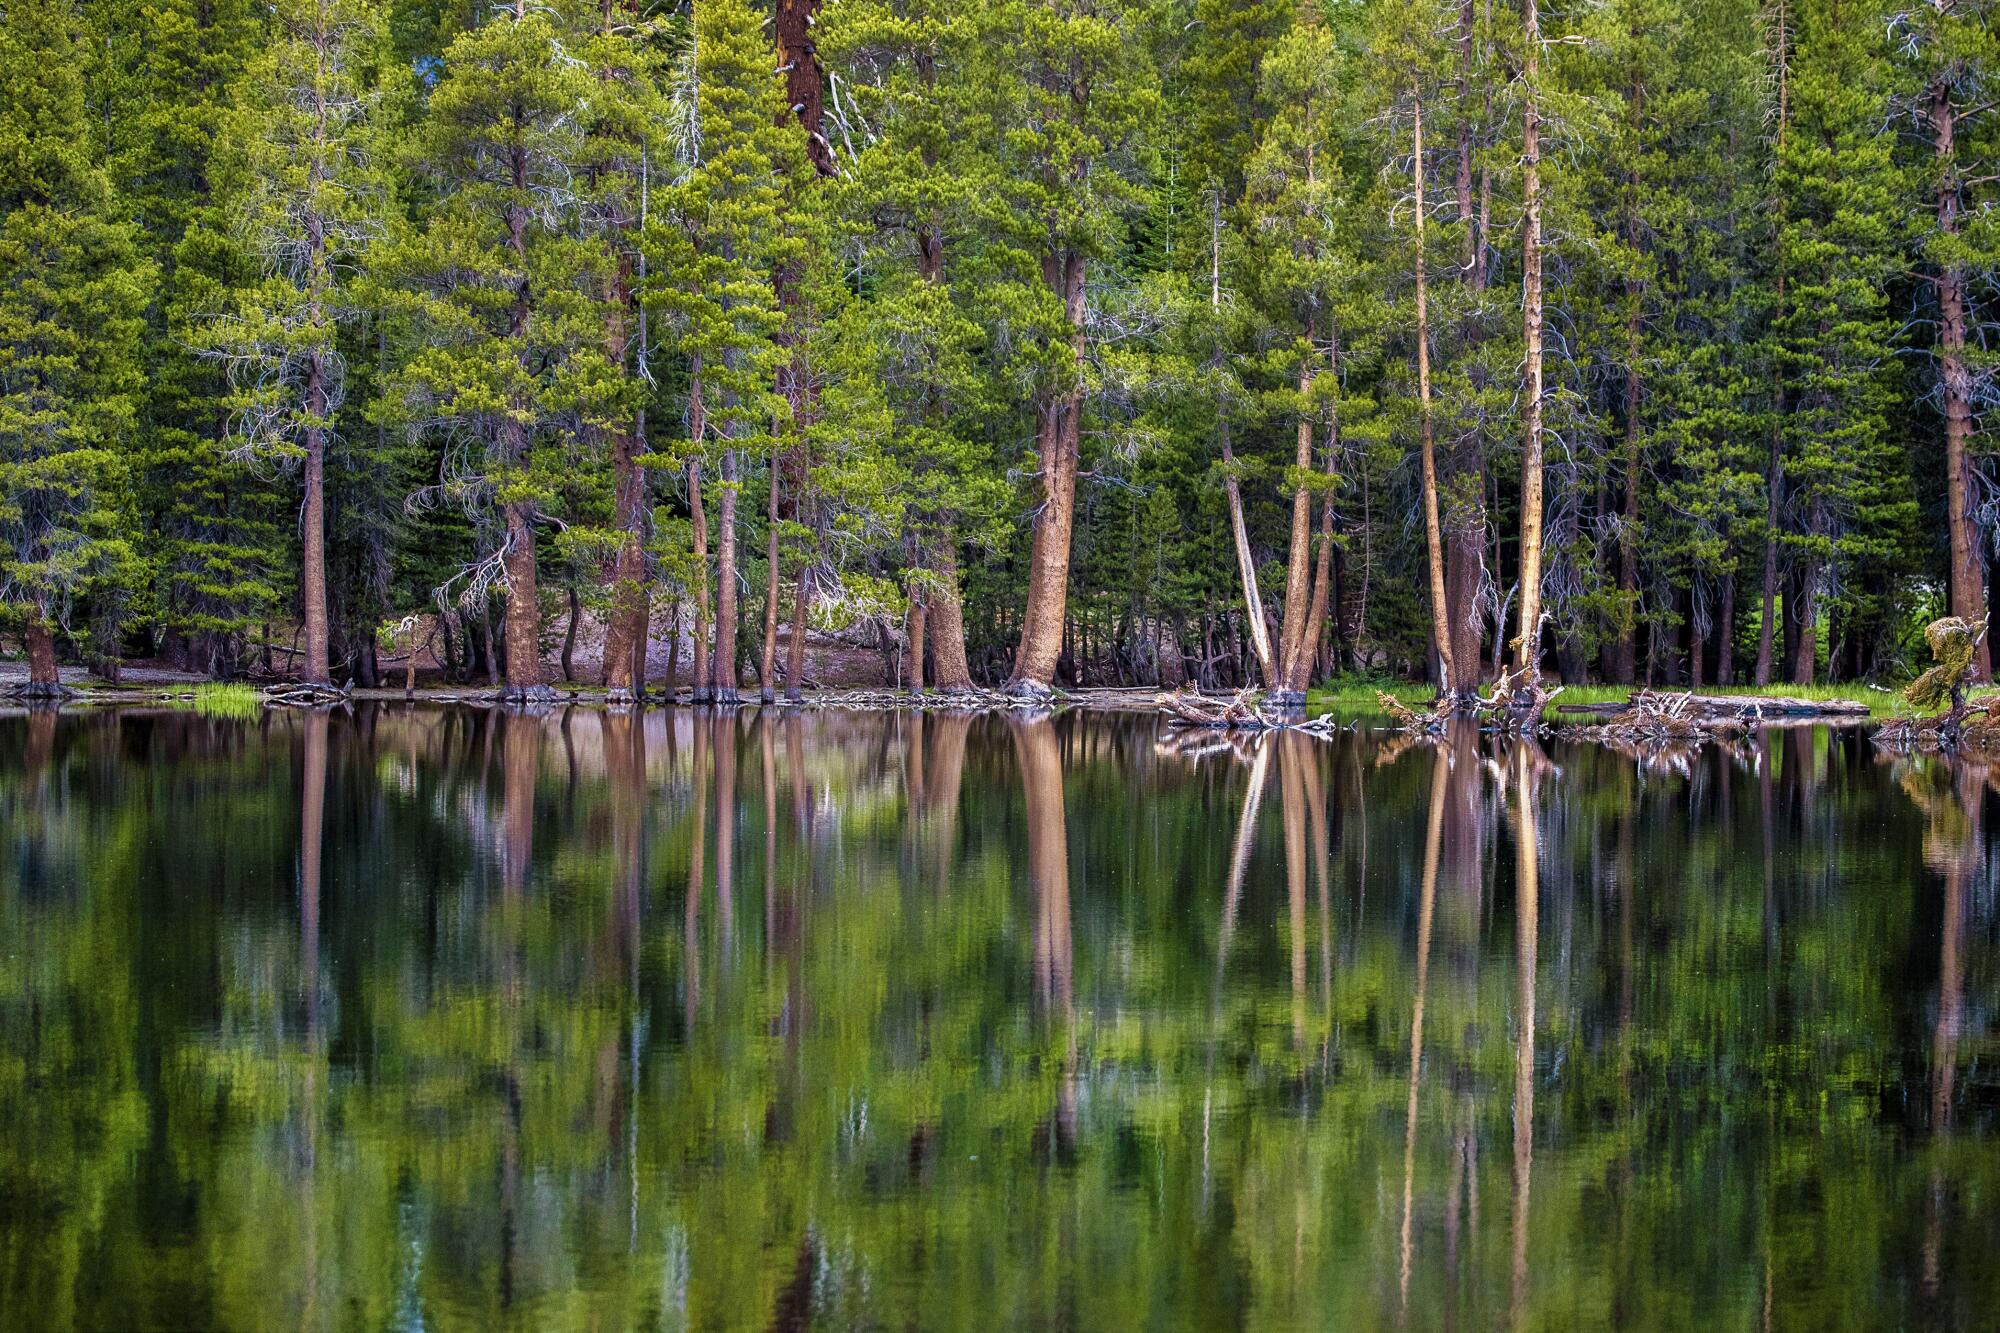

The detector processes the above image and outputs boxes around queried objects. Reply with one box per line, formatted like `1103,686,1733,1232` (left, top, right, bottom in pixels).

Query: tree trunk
1688,581,1706,688
1790,562,1817,685
761,456,781,703
689,383,714,703
301,349,331,684
1610,301,1642,684
927,531,974,690
603,248,649,697
714,450,741,703
1716,573,1736,686
24,601,59,689
1755,13,1789,689
1513,0,1546,678
1934,75,1988,679
1444,0,1490,697
1285,332,1344,696
1607,71,1645,685
1008,252,1086,692
561,584,580,682
502,503,544,694
907,595,927,691
1412,87,1459,690
665,602,682,700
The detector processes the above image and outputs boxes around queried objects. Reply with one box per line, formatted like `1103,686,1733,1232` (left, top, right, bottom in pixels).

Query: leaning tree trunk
1008,252,1086,693
1208,197,1278,690
1412,87,1459,691
1283,328,1344,697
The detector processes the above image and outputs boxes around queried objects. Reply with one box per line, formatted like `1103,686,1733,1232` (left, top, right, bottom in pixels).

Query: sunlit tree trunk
1513,0,1546,679
1399,745,1445,1318
1509,742,1539,1329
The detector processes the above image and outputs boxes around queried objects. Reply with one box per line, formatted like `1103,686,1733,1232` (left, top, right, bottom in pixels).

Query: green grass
1306,675,1907,722
191,682,263,719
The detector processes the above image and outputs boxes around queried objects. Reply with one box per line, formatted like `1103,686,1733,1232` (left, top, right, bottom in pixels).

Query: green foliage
0,0,152,647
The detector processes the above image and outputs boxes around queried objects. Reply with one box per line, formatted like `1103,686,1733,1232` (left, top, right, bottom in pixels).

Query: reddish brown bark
1008,253,1086,692
1934,73,1988,680
501,501,544,692
786,568,809,701
927,532,975,690
25,606,59,688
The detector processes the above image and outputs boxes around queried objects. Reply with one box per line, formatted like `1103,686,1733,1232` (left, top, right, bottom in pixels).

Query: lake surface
1,705,1995,1330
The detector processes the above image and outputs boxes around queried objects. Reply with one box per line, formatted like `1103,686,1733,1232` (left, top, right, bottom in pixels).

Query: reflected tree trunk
1400,743,1447,1319
1509,742,1540,1330
685,714,709,1025
501,712,541,898
1013,717,1076,1156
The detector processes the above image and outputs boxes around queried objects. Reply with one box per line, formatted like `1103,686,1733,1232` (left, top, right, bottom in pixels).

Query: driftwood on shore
1373,665,1563,735
1555,690,1872,723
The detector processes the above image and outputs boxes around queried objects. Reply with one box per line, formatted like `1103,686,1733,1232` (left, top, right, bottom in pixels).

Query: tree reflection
0,707,1994,1328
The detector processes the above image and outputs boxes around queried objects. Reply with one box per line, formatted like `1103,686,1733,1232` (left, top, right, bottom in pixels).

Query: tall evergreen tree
381,4,619,699
0,0,151,691
203,0,391,687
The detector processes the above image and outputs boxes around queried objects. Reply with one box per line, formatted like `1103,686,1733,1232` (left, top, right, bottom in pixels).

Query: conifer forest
3,0,1999,702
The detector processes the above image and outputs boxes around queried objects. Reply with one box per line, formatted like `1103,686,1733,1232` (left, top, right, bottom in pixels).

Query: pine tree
0,0,152,691
988,0,1159,693
1245,9,1386,698
643,0,800,703
202,0,392,686
820,0,1003,692
381,4,619,699
577,2,671,701
1774,0,1911,682
89,0,274,674
1901,0,2000,678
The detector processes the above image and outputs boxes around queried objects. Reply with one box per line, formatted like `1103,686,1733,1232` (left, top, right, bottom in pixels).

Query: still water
1,705,1995,1330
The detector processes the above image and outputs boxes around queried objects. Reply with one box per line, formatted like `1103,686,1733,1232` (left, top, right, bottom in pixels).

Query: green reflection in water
1,706,1997,1330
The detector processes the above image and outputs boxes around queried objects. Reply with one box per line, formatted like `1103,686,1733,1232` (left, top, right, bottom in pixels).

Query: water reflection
0,707,1997,1329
